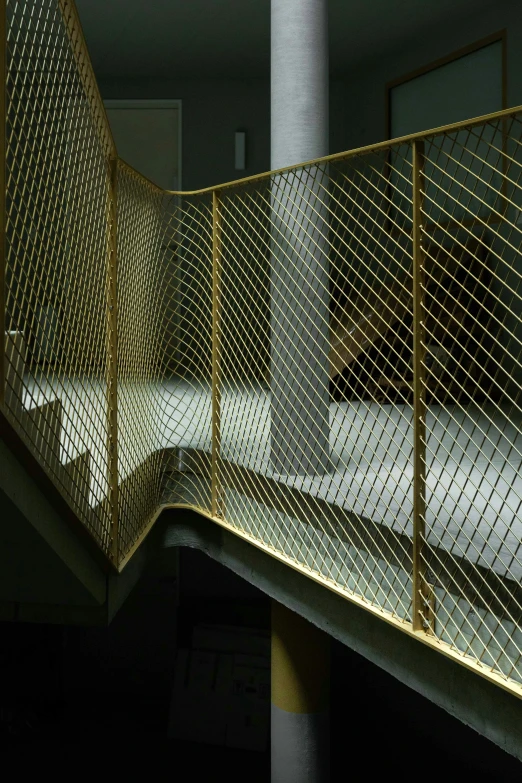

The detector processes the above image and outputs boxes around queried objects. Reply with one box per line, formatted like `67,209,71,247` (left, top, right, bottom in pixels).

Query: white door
104,100,181,190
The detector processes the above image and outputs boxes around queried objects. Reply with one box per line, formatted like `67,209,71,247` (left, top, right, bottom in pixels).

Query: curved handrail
119,101,522,197
3,0,522,700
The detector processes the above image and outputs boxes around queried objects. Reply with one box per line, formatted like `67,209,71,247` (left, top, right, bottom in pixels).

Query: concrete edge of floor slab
0,436,107,606
158,507,522,763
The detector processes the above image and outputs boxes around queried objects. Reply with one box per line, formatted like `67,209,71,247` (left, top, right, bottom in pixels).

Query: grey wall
99,77,349,190
98,1,521,185
343,0,522,151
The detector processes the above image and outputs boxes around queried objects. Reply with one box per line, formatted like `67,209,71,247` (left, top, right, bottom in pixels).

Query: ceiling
75,0,497,81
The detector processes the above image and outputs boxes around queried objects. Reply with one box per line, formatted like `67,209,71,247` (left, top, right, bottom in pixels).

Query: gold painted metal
271,600,330,714
501,31,509,213
0,0,5,407
57,0,116,158
162,102,522,197
177,449,522,622
113,159,173,558
412,140,427,633
3,0,114,550
4,0,522,702
212,189,223,518
424,582,436,637
108,156,119,562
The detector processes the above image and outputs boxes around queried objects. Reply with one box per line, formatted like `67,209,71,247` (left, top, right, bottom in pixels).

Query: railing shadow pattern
2,0,522,696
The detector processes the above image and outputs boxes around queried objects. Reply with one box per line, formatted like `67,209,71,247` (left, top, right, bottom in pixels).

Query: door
388,40,503,228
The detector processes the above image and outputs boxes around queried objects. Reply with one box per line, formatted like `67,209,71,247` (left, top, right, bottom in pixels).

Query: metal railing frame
2,0,522,699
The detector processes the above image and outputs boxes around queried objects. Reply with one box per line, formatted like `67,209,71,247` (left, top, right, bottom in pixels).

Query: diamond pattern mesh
3,0,522,693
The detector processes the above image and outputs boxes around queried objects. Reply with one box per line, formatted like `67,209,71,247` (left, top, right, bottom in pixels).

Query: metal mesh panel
158,116,522,690
417,116,522,684
3,0,522,696
4,0,114,550
116,174,214,555
212,154,415,623
159,192,214,515
115,162,167,558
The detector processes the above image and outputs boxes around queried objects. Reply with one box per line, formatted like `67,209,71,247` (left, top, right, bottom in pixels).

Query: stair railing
2,0,522,698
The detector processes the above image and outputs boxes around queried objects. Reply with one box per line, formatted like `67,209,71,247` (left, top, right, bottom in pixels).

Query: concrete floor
19,372,522,573
166,380,522,578
18,372,522,684
20,372,522,578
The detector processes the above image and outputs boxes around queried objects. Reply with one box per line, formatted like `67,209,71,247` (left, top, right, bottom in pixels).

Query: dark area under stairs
0,548,521,780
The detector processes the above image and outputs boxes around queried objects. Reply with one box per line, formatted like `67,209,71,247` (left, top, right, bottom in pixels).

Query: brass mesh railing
2,0,522,697
115,162,166,558
4,0,115,550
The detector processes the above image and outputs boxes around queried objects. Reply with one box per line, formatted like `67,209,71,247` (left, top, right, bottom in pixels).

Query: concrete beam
0,437,106,606
160,508,522,762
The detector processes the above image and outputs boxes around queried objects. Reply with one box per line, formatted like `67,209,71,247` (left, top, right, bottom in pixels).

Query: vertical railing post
108,156,119,561
412,139,429,633
0,0,6,408
211,190,222,518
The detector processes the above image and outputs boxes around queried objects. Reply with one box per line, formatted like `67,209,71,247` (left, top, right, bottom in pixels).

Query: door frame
103,99,183,191
385,30,507,141
382,32,507,236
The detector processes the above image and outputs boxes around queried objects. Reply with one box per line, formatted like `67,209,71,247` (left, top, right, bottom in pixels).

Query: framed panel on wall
385,32,506,230
387,33,505,140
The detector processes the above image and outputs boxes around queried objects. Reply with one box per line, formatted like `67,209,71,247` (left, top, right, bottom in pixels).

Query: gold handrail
0,0,5,408
107,155,119,562
412,140,428,634
3,0,522,701
119,102,522,198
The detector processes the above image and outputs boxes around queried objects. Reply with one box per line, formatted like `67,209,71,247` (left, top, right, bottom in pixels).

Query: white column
270,0,330,476
271,601,330,783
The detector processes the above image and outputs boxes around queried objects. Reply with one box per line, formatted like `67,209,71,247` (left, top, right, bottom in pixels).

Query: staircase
2,0,522,708
4,331,110,549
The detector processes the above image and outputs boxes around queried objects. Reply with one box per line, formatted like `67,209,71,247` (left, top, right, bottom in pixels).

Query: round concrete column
271,601,330,783
270,0,330,476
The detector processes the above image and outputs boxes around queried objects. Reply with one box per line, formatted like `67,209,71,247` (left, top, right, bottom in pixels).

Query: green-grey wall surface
98,3,521,179
342,0,522,151
99,78,270,190
98,77,349,190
